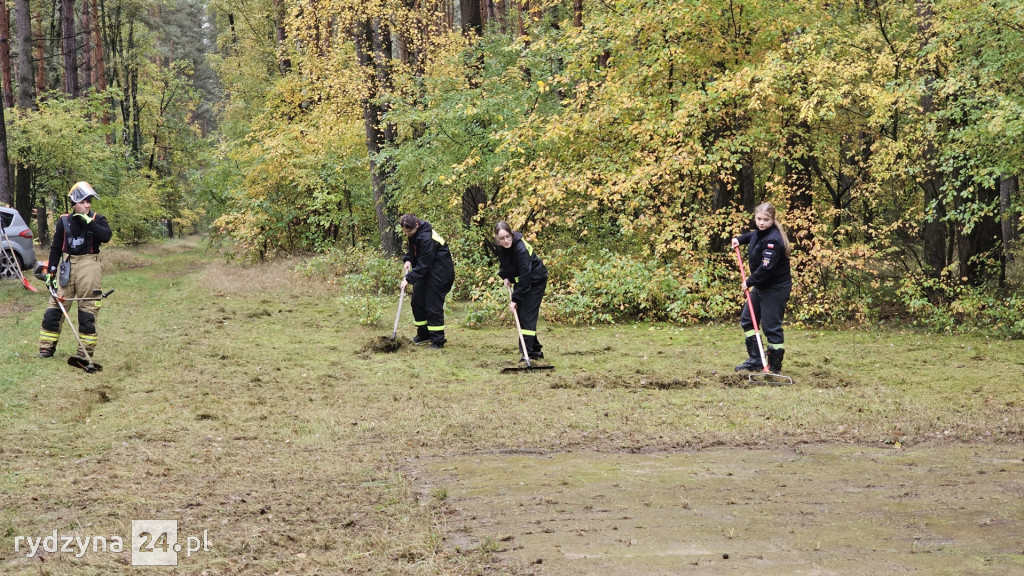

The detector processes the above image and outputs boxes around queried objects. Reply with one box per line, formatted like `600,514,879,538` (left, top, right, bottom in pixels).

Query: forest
0,0,1022,335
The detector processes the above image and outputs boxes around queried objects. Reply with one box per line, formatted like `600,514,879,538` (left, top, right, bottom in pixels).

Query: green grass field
1,239,1022,574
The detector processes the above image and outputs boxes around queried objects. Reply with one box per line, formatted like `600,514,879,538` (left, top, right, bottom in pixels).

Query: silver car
1,206,37,279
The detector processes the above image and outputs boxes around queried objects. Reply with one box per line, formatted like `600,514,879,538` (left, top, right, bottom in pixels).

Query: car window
1,211,13,228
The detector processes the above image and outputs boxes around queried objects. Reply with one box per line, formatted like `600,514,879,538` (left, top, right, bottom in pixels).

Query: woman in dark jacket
400,214,455,348
730,202,792,374
495,221,548,360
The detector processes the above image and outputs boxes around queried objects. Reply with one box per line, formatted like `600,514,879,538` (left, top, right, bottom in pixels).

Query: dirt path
413,444,1024,575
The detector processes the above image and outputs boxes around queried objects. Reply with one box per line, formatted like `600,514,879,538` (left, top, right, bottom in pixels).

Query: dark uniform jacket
49,212,112,265
402,221,454,285
738,226,791,290
496,231,547,305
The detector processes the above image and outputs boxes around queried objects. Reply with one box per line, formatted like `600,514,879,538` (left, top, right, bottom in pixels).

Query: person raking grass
730,202,792,374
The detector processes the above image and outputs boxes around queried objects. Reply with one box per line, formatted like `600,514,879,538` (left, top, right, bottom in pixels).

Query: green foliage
894,273,1024,338
7,92,129,201
198,0,1024,337
101,174,170,244
297,246,400,325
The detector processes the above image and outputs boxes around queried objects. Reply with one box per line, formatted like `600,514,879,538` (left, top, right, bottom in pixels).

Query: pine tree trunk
0,100,9,207
80,0,92,92
14,0,36,232
15,0,34,108
91,0,105,89
33,13,44,95
61,0,79,96
0,2,13,108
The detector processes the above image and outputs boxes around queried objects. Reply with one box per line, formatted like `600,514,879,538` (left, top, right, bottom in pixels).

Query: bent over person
494,221,548,361
38,182,112,360
400,214,455,349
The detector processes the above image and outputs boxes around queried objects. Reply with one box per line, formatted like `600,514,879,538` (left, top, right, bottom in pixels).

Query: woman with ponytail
730,203,792,374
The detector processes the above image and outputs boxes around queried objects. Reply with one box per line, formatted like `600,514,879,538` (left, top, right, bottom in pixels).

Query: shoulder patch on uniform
762,258,771,267
767,243,775,249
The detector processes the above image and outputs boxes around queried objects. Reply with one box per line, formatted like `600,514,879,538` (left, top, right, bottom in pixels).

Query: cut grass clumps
361,335,403,354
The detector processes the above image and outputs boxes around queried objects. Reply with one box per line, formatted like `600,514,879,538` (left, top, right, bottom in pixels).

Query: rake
500,285,553,374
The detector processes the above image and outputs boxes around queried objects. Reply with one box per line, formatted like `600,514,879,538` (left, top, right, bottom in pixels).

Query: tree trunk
272,0,291,74
998,175,1017,263
461,185,487,227
14,0,34,108
80,0,92,92
355,20,400,256
573,0,582,28
0,95,13,209
0,2,13,108
92,0,105,89
33,12,44,95
915,0,947,277
14,0,35,232
460,0,481,35
61,0,79,97
955,182,1001,286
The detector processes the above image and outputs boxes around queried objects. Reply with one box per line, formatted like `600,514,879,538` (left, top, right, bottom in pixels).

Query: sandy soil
413,444,1024,575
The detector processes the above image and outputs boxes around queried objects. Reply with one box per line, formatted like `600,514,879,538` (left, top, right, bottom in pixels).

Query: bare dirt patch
413,444,1024,575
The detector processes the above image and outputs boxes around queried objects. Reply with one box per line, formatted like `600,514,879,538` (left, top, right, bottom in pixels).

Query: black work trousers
514,276,546,356
411,271,454,344
739,282,791,347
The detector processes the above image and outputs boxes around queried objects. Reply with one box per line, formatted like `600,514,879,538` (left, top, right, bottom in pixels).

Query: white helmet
69,181,98,203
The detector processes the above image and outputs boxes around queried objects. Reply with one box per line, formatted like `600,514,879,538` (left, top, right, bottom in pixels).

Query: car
1,206,37,279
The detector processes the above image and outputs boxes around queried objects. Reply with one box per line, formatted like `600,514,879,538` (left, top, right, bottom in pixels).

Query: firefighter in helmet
37,182,113,360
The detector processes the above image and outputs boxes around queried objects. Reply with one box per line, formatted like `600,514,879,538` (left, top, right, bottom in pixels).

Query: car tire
0,250,22,279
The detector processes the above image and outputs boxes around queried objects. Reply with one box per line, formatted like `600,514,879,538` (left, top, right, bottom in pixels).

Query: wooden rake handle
508,285,531,368
734,245,769,373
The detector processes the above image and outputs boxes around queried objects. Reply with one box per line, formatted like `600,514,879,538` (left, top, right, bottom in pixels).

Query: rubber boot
767,348,785,374
412,325,430,345
526,335,544,360
734,336,761,372
429,331,447,349
37,343,56,358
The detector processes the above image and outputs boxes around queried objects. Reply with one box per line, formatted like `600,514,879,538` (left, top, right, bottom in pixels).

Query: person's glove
74,212,94,225
45,266,57,291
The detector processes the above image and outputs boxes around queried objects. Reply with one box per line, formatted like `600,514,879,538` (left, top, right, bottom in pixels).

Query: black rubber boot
429,331,447,349
734,336,761,372
412,325,430,344
767,348,785,374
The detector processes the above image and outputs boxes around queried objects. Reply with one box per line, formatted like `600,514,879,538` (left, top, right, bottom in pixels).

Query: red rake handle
734,245,770,373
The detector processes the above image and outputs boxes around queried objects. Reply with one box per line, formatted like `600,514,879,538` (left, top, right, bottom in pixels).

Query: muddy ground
414,444,1024,575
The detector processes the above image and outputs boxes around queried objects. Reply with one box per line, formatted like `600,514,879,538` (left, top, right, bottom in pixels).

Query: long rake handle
508,285,531,368
734,246,770,373
391,285,405,340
